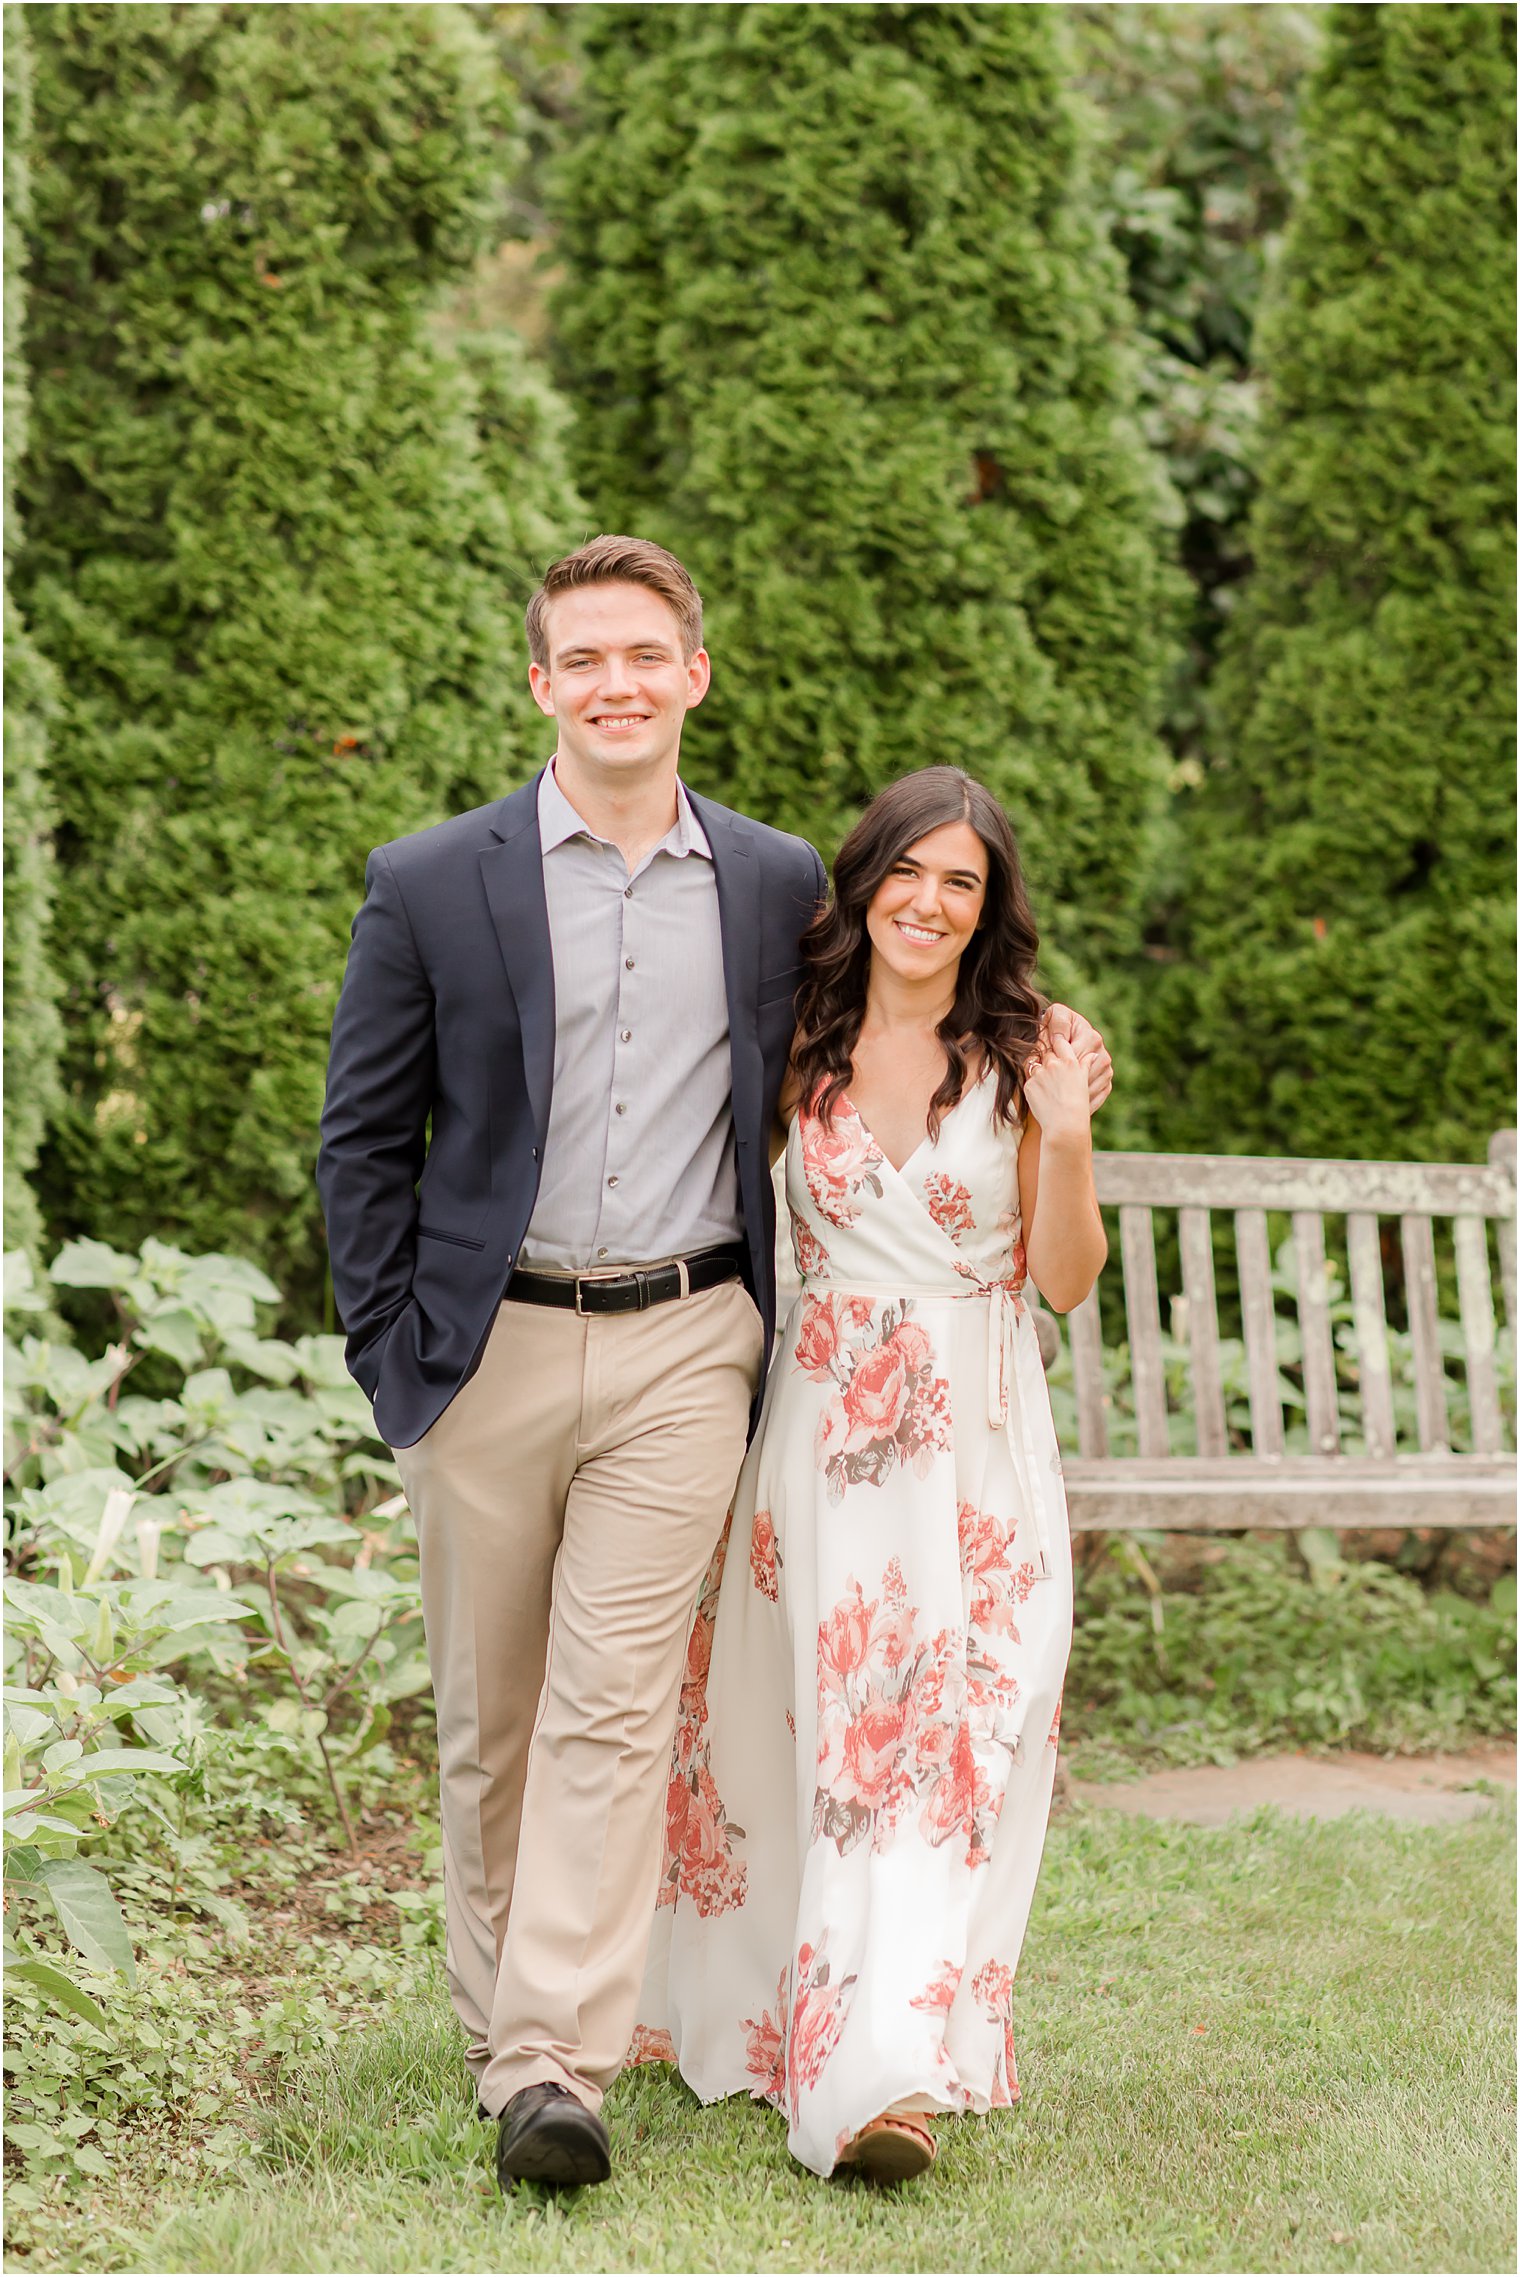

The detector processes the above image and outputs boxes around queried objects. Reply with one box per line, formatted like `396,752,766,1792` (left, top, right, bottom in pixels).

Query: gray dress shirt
518,763,745,1273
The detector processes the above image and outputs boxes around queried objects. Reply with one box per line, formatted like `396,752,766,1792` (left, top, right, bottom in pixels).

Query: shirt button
620,1028,632,1043
607,1175,620,1189
597,1247,609,1260
615,1103,627,1116
624,885,633,899
625,956,635,970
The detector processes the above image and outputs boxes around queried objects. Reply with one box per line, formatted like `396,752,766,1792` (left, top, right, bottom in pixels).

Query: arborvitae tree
1074,3,1321,765
3,5,62,1261
550,4,1180,1052
19,5,584,1306
1153,4,1516,1165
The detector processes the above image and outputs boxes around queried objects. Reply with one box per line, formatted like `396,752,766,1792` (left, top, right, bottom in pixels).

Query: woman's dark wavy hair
793,766,1045,1137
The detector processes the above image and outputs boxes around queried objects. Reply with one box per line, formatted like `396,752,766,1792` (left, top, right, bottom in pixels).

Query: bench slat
1235,1206,1284,1459
1346,1211,1396,1458
1094,1151,1513,1219
1120,1204,1169,1458
1454,1215,1502,1456
1067,1287,1109,1459
1293,1212,1340,1456
1490,1131,1517,1334
1400,1213,1449,1454
1179,1207,1227,1457
1065,1454,1515,1533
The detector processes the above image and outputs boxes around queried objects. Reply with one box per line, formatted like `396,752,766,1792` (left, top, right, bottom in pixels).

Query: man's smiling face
528,581,710,786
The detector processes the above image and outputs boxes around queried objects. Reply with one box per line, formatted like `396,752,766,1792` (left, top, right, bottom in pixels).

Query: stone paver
1070,1740,1516,1827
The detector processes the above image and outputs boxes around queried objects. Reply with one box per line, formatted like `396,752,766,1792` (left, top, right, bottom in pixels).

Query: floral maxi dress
633,1067,1075,2178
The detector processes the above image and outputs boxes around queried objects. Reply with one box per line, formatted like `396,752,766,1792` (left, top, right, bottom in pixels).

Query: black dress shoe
496,2082,612,2190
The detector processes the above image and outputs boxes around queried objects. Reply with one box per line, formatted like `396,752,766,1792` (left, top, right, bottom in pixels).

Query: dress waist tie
985,1281,1052,1582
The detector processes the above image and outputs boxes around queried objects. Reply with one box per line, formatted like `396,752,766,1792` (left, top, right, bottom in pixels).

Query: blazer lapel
689,791,763,1134
479,774,554,1155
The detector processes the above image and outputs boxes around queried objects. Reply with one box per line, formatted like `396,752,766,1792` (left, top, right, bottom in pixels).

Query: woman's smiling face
864,820,988,987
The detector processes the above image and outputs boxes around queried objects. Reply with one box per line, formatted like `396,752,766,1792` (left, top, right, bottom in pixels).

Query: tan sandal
840,2113,937,2182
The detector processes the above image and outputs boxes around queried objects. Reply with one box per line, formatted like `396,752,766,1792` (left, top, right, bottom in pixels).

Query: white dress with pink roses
631,1066,1074,2178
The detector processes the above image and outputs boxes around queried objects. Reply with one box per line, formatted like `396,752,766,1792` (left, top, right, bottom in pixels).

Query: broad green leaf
182,1368,235,1411
133,1310,204,1367
380,1655,434,1702
327,1599,387,1645
289,1334,353,1387
220,1331,300,1384
3,1252,47,1315
353,1704,391,1755
86,1675,181,1712
48,1240,139,1290
116,1582,254,1631
182,1252,281,1306
125,1704,182,1750
13,1467,138,1547
4,1956,107,2028
4,1844,44,1883
41,1739,85,1774
68,1748,185,1780
40,1858,137,1979
138,1238,193,1277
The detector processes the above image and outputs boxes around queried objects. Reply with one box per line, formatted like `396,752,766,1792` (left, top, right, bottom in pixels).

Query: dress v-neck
843,1060,994,1181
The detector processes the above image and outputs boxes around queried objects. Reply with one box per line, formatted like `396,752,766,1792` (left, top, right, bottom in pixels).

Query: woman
634,766,1107,2180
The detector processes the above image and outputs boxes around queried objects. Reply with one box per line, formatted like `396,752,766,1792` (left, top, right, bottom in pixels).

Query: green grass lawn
32,1798,1514,2277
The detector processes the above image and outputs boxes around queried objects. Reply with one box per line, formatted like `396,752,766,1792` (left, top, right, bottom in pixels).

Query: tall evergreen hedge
18,5,584,1304
1074,3,1321,765
550,4,1180,1046
1153,4,1516,1164
3,6,63,1260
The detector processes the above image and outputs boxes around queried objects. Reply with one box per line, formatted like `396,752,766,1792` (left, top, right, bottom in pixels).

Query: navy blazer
317,771,827,1449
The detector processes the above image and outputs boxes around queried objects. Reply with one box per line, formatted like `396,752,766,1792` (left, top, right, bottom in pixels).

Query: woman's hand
1040,1003,1112,1115
1022,1032,1093,1151
1018,1036,1106,1311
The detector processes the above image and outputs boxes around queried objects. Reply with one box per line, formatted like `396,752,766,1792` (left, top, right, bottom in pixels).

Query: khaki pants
393,1279,764,2118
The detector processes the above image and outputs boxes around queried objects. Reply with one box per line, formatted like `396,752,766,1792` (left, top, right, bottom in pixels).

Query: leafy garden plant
4,1239,422,2021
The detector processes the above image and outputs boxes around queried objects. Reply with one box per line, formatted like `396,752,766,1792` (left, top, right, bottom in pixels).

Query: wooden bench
1050,1129,1517,1533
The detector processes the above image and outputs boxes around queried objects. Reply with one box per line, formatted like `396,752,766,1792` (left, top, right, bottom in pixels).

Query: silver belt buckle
573,1276,593,1317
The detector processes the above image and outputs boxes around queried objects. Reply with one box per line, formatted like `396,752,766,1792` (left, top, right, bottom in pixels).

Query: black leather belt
504,1243,748,1316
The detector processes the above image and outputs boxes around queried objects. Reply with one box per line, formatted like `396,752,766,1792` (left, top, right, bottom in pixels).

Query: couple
317,535,1109,2193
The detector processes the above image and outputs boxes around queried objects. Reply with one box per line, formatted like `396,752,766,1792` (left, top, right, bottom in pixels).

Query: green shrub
1150,4,1516,1164
551,3,1182,1082
3,6,62,1262
17,5,584,1307
1073,3,1322,766
1067,1538,1517,1769
3,1236,419,2026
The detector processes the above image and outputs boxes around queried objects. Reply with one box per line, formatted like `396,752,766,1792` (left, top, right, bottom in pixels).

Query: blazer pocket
417,1225,487,1251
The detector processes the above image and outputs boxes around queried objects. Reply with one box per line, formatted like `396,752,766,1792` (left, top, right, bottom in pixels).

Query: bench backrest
1058,1129,1516,1467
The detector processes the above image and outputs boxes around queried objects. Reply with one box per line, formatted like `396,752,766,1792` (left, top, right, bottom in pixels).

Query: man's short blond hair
525,535,704,667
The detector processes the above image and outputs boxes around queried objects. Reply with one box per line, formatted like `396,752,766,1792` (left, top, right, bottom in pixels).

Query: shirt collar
537,761,712,862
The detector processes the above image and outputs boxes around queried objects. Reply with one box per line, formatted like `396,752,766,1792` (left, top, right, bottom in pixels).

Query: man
317,535,1110,2191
